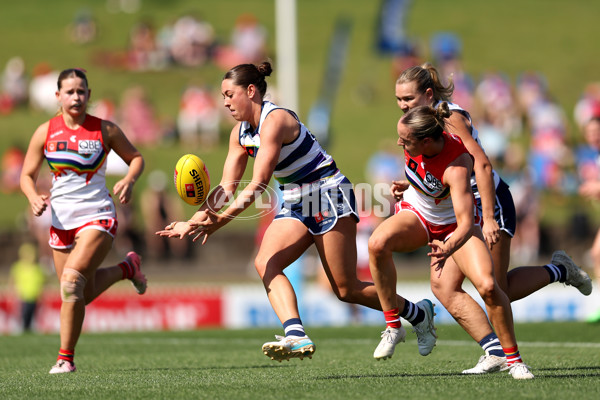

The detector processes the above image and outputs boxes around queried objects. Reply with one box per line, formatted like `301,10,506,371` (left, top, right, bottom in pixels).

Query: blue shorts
473,178,516,237
274,177,359,235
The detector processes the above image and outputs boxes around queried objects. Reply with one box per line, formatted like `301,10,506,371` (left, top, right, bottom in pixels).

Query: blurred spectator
215,13,268,69
365,141,404,218
168,15,216,67
501,143,540,264
515,72,573,192
475,71,522,138
1,144,25,193
68,8,97,44
28,62,59,114
9,242,47,332
90,95,118,122
574,82,600,130
127,20,168,71
526,99,572,191
105,0,141,14
177,84,220,148
141,170,192,260
118,85,162,146
1,56,28,113
430,32,462,67
515,71,548,116
576,116,600,322
391,39,422,81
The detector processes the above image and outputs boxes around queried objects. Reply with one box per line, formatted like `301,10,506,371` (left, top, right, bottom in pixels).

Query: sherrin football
174,154,210,206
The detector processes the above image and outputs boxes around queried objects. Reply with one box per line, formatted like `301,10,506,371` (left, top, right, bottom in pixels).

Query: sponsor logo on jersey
78,140,102,154
47,141,68,152
49,130,63,139
423,171,443,191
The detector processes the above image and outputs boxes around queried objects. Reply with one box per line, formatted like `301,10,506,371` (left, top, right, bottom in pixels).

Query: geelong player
20,68,146,374
394,63,591,373
157,61,437,361
370,102,534,379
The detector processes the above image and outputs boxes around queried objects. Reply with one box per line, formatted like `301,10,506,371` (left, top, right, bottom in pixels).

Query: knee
368,234,392,260
430,281,457,310
475,278,497,303
332,285,354,303
254,256,267,279
60,268,87,303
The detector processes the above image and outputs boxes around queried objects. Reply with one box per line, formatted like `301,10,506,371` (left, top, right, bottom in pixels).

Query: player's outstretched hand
155,221,194,239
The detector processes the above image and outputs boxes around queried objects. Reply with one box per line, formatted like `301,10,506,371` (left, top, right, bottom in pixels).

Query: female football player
369,102,534,379
21,68,146,374
393,63,591,373
157,61,437,361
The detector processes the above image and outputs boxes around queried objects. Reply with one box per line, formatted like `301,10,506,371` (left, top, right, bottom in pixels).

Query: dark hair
57,68,89,90
401,101,451,141
223,61,272,98
397,62,453,103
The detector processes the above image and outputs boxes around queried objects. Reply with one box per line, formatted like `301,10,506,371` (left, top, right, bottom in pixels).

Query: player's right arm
20,122,50,217
157,123,249,238
446,112,499,247
197,122,249,216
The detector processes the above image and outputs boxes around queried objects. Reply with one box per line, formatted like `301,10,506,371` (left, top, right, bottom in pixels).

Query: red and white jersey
403,132,472,225
44,114,115,230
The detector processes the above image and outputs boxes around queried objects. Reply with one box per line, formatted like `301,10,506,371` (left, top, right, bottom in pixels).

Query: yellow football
174,154,210,206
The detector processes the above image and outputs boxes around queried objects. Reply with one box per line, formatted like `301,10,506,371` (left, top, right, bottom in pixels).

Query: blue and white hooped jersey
239,101,343,202
435,100,500,193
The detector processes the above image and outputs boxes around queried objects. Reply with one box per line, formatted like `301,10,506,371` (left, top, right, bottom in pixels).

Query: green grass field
1,323,599,399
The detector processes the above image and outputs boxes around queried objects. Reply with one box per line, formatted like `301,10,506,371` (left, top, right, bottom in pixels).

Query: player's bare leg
255,218,316,361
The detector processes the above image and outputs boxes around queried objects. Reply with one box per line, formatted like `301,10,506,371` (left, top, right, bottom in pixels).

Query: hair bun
436,101,451,120
257,61,272,77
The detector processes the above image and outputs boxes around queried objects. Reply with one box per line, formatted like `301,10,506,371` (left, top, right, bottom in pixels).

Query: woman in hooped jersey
393,63,591,374
369,102,534,379
20,68,146,374
157,61,436,361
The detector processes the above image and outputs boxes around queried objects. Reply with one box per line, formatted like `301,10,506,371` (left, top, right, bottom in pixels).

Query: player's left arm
446,112,499,247
102,120,145,204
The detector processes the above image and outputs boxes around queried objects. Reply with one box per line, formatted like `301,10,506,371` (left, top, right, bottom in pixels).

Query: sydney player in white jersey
20,68,146,374
157,61,436,361
394,63,591,374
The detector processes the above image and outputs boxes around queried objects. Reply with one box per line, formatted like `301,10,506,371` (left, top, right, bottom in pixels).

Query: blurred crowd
2,5,600,273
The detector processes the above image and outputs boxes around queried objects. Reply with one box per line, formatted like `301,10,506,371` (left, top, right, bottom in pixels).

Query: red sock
57,348,74,363
503,345,523,366
118,260,134,280
383,308,402,329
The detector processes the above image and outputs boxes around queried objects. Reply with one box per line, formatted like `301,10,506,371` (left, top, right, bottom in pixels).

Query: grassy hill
1,0,600,233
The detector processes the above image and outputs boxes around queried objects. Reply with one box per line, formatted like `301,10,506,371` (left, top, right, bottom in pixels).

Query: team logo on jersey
314,212,324,223
47,141,68,152
78,140,102,154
